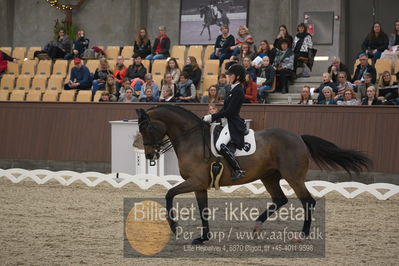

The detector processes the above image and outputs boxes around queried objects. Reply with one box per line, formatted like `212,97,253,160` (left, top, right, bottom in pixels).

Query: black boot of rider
219,144,245,181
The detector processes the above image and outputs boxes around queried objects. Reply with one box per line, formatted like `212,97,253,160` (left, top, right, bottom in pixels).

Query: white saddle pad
210,123,256,157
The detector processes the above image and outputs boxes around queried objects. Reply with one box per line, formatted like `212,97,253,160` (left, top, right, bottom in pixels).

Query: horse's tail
301,135,371,175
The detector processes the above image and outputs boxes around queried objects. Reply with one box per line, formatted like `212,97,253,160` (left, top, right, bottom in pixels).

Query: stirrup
231,169,245,181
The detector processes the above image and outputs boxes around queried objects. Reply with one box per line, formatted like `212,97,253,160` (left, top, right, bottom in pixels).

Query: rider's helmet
226,64,246,83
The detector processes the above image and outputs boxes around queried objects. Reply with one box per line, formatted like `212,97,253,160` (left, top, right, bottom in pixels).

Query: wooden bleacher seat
0,74,16,91
153,75,163,88
221,60,233,73
12,47,27,60
15,75,32,91
151,60,167,76
26,90,42,102
26,47,42,59
170,46,186,61
105,46,120,59
125,59,134,68
59,90,76,102
0,47,12,56
21,60,37,77
93,90,103,102
375,58,392,77
202,75,218,94
6,62,19,76
52,60,68,77
9,89,26,101
0,90,10,101
395,59,399,74
47,75,64,91
187,46,203,62
108,59,117,69
42,90,59,102
85,60,99,73
36,60,52,77
31,75,48,92
203,60,219,76
76,90,92,102
204,45,215,61
121,46,133,59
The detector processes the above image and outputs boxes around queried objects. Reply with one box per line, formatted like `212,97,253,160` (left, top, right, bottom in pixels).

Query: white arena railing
1,168,399,200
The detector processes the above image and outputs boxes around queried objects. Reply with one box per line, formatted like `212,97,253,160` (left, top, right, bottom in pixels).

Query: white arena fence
1,168,399,200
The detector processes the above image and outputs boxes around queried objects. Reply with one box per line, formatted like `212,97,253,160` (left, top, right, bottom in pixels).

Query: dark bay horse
136,105,370,244
199,5,230,41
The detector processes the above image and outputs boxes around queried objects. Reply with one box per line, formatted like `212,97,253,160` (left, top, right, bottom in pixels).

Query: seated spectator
381,20,399,68
176,71,196,102
64,58,92,90
337,88,359,105
273,25,293,50
210,25,235,65
92,58,113,96
272,39,294,94
182,56,202,88
140,73,159,99
243,72,257,103
242,57,256,81
216,73,231,100
0,49,16,75
231,25,254,58
118,87,139,103
378,71,397,88
356,72,378,100
134,28,152,59
336,72,355,97
165,57,181,84
352,53,377,85
126,54,147,81
315,72,339,102
64,29,89,60
104,75,118,101
298,86,314,105
328,57,351,84
317,86,337,105
233,42,255,63
140,87,159,102
146,26,170,61
99,91,111,102
159,73,177,101
256,56,276,103
360,22,389,60
130,77,145,97
44,28,71,59
293,23,313,77
254,40,275,68
113,56,128,90
119,79,133,98
208,103,219,115
361,86,382,105
159,86,176,102
201,85,220,103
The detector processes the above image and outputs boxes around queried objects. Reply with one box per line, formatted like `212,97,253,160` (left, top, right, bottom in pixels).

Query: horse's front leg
192,190,209,245
207,26,211,41
165,179,199,234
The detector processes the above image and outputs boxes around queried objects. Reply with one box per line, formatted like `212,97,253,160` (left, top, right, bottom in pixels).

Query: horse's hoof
191,237,209,245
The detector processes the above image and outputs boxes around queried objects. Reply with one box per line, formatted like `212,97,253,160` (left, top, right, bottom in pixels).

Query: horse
135,105,370,244
199,5,230,41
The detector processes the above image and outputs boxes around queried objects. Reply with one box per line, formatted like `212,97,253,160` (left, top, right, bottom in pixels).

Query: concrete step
295,76,322,83
267,93,301,104
288,84,319,93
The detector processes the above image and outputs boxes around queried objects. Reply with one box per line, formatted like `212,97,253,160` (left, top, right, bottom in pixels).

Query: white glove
203,114,212,123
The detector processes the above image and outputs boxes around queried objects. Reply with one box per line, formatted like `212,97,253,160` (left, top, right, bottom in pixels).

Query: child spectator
113,56,128,90
92,58,113,96
210,25,235,65
64,58,92,90
298,86,314,105
126,54,147,81
64,29,89,60
99,91,111,102
201,85,220,103
165,57,181,84
208,103,218,115
182,56,202,88
256,56,275,103
134,28,152,59
176,71,196,102
146,26,170,61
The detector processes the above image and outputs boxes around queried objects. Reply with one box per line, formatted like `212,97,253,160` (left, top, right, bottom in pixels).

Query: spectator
256,56,275,103
273,25,293,50
242,57,256,81
46,28,71,59
134,28,152,59
119,79,133,98
176,71,196,102
231,25,254,58
118,87,139,103
243,72,257,103
381,20,399,68
126,54,147,81
336,71,355,97
64,29,89,60
201,85,220,103
356,72,378,100
208,103,219,115
146,26,170,61
216,73,231,100
315,72,339,102
159,86,176,102
113,56,128,90
361,22,389,60
159,73,177,101
182,56,202,88
92,58,113,96
378,71,397,88
272,39,294,94
233,42,255,63
64,58,92,90
165,57,181,84
104,75,118,101
99,91,111,102
140,87,159,102
361,86,382,105
254,40,275,68
0,49,16,75
328,57,351,84
317,86,337,105
293,23,313,77
140,73,159,99
210,25,235,65
352,53,377,85
298,86,314,104
337,88,359,105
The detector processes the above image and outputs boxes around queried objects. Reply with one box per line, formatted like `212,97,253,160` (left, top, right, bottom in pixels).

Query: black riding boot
219,144,245,181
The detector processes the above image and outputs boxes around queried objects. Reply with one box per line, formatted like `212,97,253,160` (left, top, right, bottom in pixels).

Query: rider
203,64,247,181
209,0,222,25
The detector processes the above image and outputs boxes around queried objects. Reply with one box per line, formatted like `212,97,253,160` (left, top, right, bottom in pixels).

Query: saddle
210,120,256,158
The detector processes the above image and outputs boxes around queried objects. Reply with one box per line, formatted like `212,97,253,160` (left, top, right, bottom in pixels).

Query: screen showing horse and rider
180,0,249,45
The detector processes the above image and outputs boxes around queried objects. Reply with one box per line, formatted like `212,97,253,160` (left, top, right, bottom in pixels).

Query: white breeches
215,123,230,151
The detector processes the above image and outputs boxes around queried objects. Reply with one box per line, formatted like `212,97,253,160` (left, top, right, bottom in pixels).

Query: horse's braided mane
148,104,204,124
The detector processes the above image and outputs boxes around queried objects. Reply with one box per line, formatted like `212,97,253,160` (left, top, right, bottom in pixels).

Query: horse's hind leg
254,173,288,232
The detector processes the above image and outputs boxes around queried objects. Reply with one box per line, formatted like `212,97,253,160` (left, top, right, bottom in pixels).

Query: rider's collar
231,82,240,90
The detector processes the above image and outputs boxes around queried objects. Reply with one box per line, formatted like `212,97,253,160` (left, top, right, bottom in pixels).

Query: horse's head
136,108,167,160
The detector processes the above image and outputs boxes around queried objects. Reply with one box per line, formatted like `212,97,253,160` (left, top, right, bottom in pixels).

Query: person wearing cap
202,64,247,181
64,58,92,90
